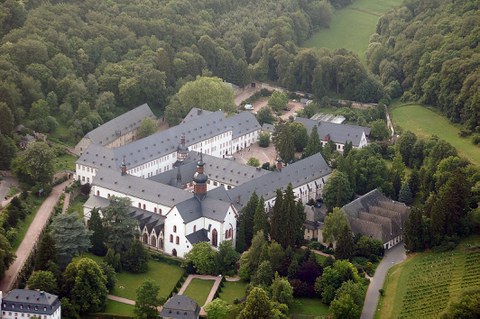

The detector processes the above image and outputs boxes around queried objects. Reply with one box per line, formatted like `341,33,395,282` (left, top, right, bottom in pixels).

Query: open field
183,278,215,306
290,298,330,318
391,104,480,165
375,236,480,318
304,0,403,59
111,260,184,301
100,299,135,317
219,280,248,304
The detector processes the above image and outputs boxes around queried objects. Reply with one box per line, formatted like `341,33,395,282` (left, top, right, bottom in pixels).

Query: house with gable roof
295,117,370,152
0,289,61,319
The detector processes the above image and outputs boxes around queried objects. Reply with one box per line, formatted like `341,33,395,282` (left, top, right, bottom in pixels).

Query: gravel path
0,179,72,292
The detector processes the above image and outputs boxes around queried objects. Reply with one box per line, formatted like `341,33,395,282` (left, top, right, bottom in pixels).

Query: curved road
0,179,72,292
361,243,407,319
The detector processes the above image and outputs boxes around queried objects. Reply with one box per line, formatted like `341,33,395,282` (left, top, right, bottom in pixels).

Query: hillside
304,0,403,59
365,0,480,129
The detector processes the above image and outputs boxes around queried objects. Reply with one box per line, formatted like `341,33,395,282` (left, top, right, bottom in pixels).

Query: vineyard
377,236,480,318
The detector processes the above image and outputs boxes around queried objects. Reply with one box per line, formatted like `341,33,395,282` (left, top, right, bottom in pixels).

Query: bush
472,134,480,145
259,132,270,147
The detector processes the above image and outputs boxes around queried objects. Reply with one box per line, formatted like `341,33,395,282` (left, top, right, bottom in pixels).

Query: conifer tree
334,224,354,260
304,125,322,157
398,182,413,204
253,196,269,239
242,192,258,247
88,208,107,256
35,233,57,270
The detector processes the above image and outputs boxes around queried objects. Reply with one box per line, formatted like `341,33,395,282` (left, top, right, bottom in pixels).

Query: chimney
197,109,202,115
121,156,127,176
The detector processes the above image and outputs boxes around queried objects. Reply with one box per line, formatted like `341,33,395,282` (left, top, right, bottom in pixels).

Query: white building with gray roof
74,103,156,155
295,117,370,152
0,289,61,319
80,109,332,258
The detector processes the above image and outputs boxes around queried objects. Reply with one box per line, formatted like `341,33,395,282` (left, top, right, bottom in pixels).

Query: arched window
143,233,148,244
193,225,196,232
96,190,100,196
159,238,164,250
212,229,218,247
172,249,177,257
176,236,180,245
151,235,157,247
173,225,177,233
225,230,229,238
143,204,146,210
170,235,173,243
154,207,157,213
138,203,141,208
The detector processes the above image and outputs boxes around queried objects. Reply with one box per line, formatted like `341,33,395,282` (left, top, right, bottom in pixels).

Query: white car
244,104,254,110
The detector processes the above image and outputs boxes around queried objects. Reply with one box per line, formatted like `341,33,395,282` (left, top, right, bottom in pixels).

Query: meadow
304,0,403,60
375,236,480,318
391,104,480,165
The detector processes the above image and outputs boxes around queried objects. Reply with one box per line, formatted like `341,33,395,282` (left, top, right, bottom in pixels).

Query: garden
376,236,480,318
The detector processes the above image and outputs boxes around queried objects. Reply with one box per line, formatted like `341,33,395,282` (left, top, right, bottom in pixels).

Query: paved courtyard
232,142,277,165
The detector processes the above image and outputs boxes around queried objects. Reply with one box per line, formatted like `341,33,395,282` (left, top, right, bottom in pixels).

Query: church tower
193,153,207,200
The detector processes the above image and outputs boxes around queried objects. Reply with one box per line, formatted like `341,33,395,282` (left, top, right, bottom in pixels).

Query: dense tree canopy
369,0,480,129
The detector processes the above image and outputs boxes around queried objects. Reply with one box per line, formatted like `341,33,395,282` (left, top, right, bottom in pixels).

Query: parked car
244,104,254,110
314,198,323,208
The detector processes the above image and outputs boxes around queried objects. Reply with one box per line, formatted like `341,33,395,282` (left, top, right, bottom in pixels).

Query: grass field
304,0,403,59
111,260,184,301
290,298,330,318
183,278,215,306
219,280,248,304
375,236,480,318
100,299,135,317
391,104,480,165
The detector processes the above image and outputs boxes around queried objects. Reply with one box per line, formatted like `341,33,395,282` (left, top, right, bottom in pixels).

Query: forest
366,0,480,130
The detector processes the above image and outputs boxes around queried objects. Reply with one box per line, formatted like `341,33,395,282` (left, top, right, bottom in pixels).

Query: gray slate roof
77,111,261,171
174,194,233,224
160,295,200,319
226,153,331,210
185,229,209,245
2,289,60,315
295,117,370,147
85,103,155,145
181,108,213,123
129,209,165,234
149,152,269,187
93,168,192,207
342,189,410,243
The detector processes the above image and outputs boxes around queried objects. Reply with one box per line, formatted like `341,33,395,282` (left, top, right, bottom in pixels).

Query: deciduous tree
27,271,58,294
134,280,162,319
12,142,55,186
322,171,353,211
183,242,218,275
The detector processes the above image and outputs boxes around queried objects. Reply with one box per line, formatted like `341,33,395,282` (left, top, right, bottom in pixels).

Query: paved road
0,180,72,292
361,243,407,319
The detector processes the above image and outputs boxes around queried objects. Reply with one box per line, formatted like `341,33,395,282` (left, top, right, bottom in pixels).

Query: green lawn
112,260,184,301
100,299,135,317
54,152,77,172
304,0,403,60
391,104,480,165
183,278,215,307
290,298,330,318
219,280,248,304
11,197,43,250
67,193,88,217
375,236,480,318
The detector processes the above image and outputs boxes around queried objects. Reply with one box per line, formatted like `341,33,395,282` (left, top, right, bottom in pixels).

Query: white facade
0,290,61,319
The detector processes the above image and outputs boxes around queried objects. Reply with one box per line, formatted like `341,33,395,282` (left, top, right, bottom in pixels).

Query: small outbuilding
160,294,200,319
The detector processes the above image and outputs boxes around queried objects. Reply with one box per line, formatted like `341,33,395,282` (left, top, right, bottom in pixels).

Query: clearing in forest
304,0,403,60
391,104,480,165
375,236,480,318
